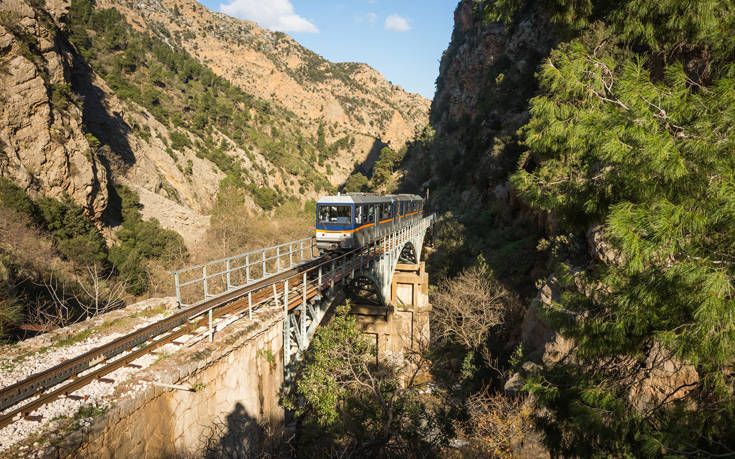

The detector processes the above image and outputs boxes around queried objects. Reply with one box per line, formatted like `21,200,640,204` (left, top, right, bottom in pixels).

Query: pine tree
494,0,735,454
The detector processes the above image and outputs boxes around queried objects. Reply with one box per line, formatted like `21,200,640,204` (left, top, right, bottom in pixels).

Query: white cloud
220,0,319,33
355,12,377,24
384,14,411,32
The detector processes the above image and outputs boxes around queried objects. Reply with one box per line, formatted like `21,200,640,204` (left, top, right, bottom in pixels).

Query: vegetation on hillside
200,183,315,262
67,0,332,203
343,145,407,193
0,178,186,339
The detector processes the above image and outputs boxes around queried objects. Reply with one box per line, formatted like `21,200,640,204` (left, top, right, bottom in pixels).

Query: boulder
628,342,699,412
586,224,623,265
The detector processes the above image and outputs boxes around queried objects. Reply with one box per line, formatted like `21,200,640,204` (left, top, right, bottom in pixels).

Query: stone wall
45,306,285,458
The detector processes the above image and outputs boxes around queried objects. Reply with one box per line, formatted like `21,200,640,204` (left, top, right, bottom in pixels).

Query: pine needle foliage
483,0,735,455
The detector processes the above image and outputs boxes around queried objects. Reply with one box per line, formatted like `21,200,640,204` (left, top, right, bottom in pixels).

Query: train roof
317,193,422,205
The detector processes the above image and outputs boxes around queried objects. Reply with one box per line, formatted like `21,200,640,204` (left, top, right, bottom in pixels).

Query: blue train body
315,193,424,252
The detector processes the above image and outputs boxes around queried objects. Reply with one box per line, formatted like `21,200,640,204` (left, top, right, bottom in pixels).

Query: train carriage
315,192,424,252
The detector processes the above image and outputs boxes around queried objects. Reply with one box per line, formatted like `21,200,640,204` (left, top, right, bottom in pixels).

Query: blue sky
196,0,458,100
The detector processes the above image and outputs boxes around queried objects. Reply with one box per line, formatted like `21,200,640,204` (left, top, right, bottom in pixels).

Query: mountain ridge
0,0,430,247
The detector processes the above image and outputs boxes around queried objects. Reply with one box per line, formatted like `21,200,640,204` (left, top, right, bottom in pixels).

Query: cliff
0,0,108,220
404,0,554,203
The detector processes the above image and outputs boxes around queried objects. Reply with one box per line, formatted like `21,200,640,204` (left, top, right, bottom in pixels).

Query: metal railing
171,237,318,306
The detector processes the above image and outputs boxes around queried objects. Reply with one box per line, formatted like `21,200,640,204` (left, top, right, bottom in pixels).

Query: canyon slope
0,0,429,246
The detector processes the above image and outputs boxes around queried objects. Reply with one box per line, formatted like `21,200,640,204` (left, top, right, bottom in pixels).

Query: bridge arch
373,226,429,304
346,272,385,306
398,241,418,264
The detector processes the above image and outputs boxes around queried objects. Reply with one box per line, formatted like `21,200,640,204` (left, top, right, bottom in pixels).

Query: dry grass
0,208,77,335
0,207,70,279
193,197,314,263
462,391,534,458
146,197,315,300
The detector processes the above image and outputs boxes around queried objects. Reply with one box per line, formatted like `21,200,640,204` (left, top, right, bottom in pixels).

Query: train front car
315,194,357,252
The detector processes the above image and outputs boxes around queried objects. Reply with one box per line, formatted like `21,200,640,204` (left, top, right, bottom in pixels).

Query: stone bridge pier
350,262,431,358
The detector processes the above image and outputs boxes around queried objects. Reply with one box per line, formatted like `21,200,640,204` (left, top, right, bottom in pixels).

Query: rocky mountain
1,0,109,221
399,0,556,294
403,0,553,204
0,0,429,246
99,0,429,148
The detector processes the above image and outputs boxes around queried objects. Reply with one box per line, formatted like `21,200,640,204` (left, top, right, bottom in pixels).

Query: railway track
0,248,366,430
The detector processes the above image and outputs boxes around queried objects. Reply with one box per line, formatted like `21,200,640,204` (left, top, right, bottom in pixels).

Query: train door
354,205,364,247
367,204,376,240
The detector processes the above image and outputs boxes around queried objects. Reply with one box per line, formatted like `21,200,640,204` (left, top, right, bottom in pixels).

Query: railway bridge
0,214,436,457
171,213,436,375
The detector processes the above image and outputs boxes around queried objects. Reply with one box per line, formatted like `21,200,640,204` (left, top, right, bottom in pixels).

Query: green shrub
0,177,38,218
343,172,370,192
49,83,74,111
251,187,279,211
169,131,191,151
108,186,187,294
36,196,108,266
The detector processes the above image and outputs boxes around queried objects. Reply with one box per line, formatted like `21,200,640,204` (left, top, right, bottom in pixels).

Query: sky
196,0,459,100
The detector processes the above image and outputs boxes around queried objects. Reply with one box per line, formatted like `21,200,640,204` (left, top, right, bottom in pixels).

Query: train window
382,204,391,220
318,205,351,224
367,205,375,223
355,206,363,225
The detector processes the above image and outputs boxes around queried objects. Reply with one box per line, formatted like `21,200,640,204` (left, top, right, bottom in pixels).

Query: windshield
318,205,352,224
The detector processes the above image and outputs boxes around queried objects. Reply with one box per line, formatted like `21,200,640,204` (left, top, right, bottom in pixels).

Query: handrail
171,215,436,307
172,237,318,306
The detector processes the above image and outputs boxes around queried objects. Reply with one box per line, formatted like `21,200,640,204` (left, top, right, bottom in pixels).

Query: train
315,193,424,252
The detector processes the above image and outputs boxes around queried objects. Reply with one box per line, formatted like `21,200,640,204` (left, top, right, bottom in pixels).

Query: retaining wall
43,306,284,458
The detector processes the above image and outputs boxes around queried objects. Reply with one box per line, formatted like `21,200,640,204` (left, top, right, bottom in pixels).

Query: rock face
96,0,430,187
0,0,108,220
628,342,699,412
406,0,554,194
0,0,429,247
521,275,575,366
